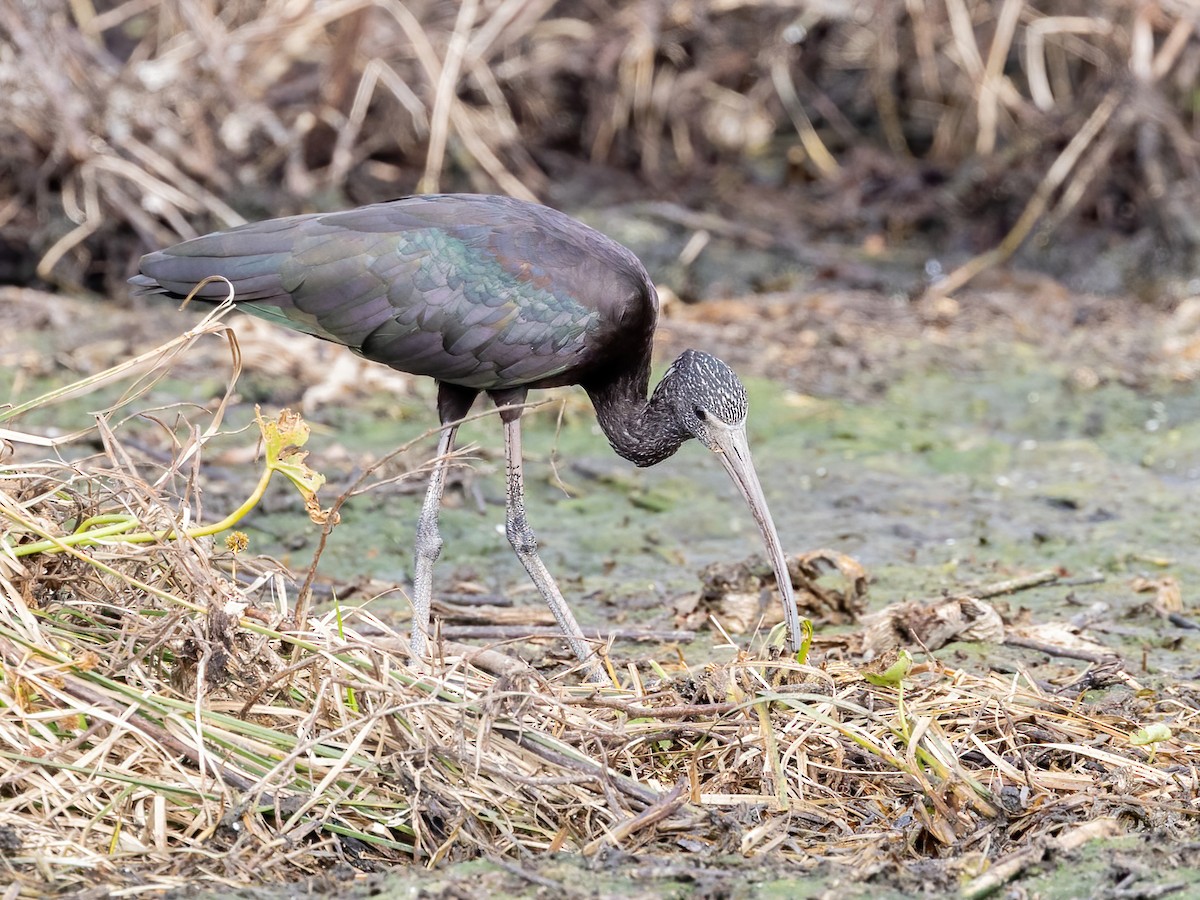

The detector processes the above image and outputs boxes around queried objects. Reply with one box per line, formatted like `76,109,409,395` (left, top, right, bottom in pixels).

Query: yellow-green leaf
864,649,913,686
1130,723,1172,746
256,408,336,525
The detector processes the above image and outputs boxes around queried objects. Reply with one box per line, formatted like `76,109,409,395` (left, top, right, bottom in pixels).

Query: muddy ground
3,206,1200,896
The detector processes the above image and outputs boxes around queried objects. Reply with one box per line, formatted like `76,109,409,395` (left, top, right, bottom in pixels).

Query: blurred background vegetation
1,0,1198,299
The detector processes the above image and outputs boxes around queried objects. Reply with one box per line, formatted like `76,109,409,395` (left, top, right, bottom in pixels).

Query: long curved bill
707,419,806,654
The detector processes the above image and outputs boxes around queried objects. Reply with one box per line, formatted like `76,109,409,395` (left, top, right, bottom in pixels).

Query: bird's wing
133,196,653,390
130,213,361,343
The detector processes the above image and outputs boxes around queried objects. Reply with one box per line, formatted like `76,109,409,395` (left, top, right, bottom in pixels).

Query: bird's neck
585,362,688,468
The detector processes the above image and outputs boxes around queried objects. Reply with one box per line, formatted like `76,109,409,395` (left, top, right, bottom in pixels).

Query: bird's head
653,350,748,447
652,349,805,654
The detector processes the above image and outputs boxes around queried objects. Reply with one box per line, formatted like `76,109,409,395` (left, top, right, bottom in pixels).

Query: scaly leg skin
410,424,459,658
503,416,608,683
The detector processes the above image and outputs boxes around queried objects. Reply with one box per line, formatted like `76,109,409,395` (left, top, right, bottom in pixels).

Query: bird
131,193,805,678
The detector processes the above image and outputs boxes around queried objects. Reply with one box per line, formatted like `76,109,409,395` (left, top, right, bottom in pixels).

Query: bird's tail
127,273,170,296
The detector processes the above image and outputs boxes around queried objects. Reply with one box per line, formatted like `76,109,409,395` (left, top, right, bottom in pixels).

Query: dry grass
1,330,1198,893
1,2,1198,294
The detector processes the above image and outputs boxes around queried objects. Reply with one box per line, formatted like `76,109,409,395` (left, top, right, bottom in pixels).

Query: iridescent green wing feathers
133,195,656,391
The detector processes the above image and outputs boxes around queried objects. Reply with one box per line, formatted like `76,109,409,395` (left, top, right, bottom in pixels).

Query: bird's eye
694,407,707,421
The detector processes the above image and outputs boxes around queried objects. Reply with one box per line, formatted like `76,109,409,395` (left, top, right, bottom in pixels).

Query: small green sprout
1130,723,1172,763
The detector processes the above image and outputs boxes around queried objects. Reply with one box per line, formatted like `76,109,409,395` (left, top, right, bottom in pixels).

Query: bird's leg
410,423,458,658
410,383,478,660
500,410,607,682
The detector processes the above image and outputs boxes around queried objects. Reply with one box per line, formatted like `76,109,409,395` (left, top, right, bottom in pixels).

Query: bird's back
132,194,658,391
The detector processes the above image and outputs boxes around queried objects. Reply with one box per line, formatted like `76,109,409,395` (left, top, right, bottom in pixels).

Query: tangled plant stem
5,409,327,559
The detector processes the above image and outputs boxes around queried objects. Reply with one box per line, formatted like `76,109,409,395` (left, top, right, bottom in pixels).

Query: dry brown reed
2,2,1198,294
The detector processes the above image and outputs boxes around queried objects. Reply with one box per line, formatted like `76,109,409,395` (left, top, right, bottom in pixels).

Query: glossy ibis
132,194,804,676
